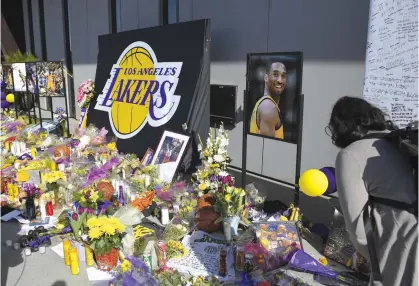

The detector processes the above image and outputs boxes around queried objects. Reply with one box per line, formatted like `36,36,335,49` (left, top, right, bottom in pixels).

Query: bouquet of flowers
214,174,245,217
166,240,188,259
86,216,126,256
77,79,95,108
177,191,198,222
72,186,104,212
192,124,230,194
110,256,159,286
131,165,160,193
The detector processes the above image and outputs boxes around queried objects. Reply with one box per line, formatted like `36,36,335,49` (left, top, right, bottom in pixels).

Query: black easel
36,61,70,137
241,91,305,207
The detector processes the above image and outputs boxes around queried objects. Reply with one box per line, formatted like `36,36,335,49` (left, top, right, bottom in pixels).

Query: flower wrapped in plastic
110,256,159,286
72,186,104,211
192,123,230,194
77,79,95,108
154,181,186,202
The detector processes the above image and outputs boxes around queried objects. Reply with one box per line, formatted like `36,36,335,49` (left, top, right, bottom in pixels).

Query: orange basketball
97,181,115,201
198,194,215,209
54,145,70,158
196,207,221,233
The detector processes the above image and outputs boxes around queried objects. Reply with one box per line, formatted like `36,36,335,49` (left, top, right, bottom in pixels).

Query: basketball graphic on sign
94,41,183,139
111,47,155,135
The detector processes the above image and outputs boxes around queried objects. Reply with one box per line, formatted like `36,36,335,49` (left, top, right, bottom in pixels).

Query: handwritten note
166,231,235,280
363,0,418,127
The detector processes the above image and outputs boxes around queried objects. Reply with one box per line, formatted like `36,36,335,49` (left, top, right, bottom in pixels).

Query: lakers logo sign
94,42,183,139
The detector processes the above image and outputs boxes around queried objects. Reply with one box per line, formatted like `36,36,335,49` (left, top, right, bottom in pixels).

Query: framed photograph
36,61,64,96
2,64,14,90
25,62,38,93
151,131,190,182
141,148,155,166
246,52,303,144
253,221,303,252
11,63,27,92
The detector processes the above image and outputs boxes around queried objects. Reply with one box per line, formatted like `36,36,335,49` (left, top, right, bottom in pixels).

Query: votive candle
69,247,79,275
63,240,71,266
85,245,94,266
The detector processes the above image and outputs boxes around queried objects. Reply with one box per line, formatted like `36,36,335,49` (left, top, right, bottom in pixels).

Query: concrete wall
179,0,369,180
120,0,161,31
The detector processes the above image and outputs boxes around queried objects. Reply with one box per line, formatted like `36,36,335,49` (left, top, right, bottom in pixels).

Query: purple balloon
1,91,5,100
1,100,10,109
320,167,337,194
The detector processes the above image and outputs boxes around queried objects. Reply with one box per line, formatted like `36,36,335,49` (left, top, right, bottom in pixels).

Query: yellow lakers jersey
249,95,284,139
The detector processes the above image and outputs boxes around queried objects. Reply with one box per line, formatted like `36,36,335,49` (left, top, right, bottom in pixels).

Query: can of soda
143,252,152,271
156,240,167,267
245,253,254,273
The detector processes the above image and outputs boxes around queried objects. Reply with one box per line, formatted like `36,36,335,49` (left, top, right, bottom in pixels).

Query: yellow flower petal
88,227,103,239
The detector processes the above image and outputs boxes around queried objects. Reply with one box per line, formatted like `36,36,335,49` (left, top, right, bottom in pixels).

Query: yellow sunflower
88,227,103,239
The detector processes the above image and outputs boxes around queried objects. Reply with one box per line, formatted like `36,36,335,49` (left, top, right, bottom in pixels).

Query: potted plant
85,216,126,271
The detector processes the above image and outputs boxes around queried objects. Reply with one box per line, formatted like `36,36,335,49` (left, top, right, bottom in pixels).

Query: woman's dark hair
327,96,396,148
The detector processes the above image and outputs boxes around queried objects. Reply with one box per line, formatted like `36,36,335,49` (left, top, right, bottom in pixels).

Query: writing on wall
363,0,418,127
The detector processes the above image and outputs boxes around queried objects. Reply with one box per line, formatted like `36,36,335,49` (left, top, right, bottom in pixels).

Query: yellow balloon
6,93,14,103
299,169,328,197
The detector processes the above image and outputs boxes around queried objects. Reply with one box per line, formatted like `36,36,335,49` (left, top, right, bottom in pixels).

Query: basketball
111,47,155,135
198,194,215,209
196,207,221,233
97,181,115,201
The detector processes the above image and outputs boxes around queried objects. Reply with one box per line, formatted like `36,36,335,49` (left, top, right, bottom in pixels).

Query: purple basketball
1,91,5,100
1,100,10,109
320,167,337,194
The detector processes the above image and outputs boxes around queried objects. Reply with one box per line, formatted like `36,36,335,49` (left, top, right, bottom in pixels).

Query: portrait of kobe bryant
249,62,287,139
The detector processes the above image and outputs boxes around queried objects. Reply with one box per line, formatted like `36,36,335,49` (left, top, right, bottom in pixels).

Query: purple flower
72,213,79,221
78,207,84,215
87,208,93,214
222,176,231,184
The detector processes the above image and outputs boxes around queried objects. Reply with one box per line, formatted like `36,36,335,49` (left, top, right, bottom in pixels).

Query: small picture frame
151,131,190,182
141,148,155,166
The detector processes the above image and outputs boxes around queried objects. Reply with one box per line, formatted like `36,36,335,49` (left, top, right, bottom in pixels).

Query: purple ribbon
97,201,112,215
55,157,70,166
17,153,33,160
81,157,119,187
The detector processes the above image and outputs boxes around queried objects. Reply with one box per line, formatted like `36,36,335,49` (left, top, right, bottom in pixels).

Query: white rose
208,157,213,164
214,154,224,162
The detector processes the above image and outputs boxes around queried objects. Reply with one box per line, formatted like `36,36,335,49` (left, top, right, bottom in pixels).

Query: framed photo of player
151,131,190,182
246,52,303,144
